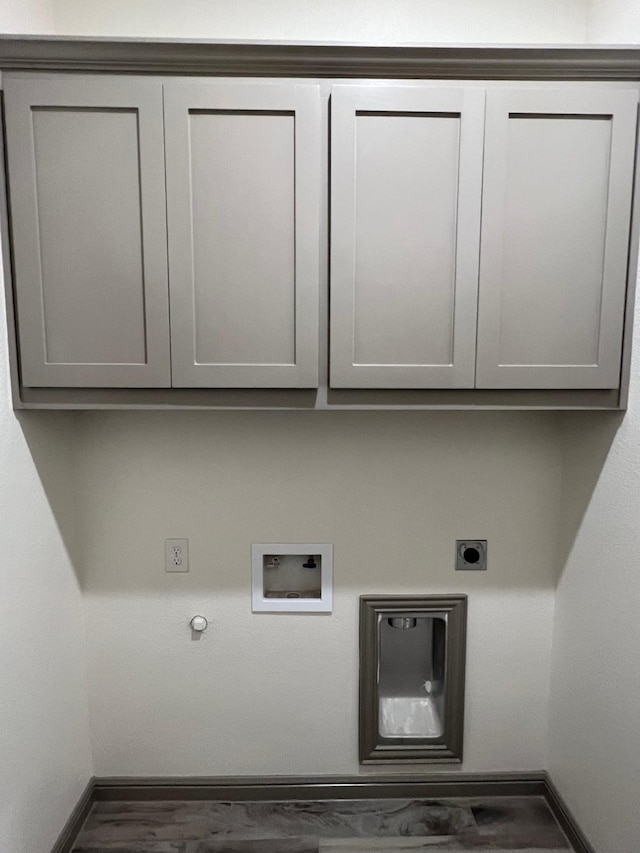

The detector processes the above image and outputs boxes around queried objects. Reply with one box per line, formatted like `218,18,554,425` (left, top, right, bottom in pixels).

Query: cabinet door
476,88,638,389
3,74,170,388
330,85,485,388
164,81,321,388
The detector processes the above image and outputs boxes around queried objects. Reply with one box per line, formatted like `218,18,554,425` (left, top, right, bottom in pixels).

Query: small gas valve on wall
189,615,208,632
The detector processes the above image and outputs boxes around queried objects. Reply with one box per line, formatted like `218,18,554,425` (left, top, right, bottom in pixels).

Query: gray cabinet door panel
476,88,637,389
330,85,485,389
164,81,321,388
3,74,170,387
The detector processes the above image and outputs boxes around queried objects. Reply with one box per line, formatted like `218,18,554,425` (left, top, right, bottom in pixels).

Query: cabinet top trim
3,37,640,79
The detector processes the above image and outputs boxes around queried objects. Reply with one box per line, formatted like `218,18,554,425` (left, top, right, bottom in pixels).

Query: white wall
548,343,640,852
545,7,640,853
0,0,54,33
547,311,640,852
0,9,91,853
78,411,560,776
0,297,92,846
51,0,588,44
587,0,640,42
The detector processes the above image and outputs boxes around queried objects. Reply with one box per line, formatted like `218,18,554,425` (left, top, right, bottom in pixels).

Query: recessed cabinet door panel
3,74,170,387
330,86,485,388
476,89,637,389
164,82,321,388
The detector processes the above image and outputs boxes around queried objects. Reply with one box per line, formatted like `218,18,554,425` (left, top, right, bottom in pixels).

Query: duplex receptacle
165,538,189,573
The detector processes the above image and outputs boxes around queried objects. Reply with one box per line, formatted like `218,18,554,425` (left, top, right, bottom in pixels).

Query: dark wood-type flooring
71,795,576,852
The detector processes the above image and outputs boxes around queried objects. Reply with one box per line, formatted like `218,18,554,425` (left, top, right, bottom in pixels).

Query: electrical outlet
165,538,189,573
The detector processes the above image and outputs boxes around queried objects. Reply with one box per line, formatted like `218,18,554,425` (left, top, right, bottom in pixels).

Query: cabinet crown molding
2,37,640,79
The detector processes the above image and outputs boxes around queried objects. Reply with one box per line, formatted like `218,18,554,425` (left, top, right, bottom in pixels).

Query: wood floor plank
71,796,573,852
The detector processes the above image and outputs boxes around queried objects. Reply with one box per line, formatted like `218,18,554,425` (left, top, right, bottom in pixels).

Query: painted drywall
51,0,588,43
587,0,640,42
0,298,92,845
0,9,91,853
548,399,640,853
77,411,560,776
0,0,54,32
545,7,640,853
547,317,640,849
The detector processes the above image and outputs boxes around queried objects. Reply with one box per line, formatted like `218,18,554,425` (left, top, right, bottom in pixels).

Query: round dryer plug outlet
455,540,487,570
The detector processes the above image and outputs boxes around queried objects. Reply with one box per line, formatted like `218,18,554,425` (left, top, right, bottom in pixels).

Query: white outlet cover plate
165,538,189,573
251,543,333,613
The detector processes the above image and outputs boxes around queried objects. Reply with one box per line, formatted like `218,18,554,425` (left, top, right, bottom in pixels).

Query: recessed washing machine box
359,594,467,763
251,543,333,612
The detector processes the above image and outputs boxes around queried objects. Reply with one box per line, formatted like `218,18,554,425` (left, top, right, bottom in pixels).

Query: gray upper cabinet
2,70,638,406
164,81,321,388
330,85,485,389
476,88,638,389
3,74,171,388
